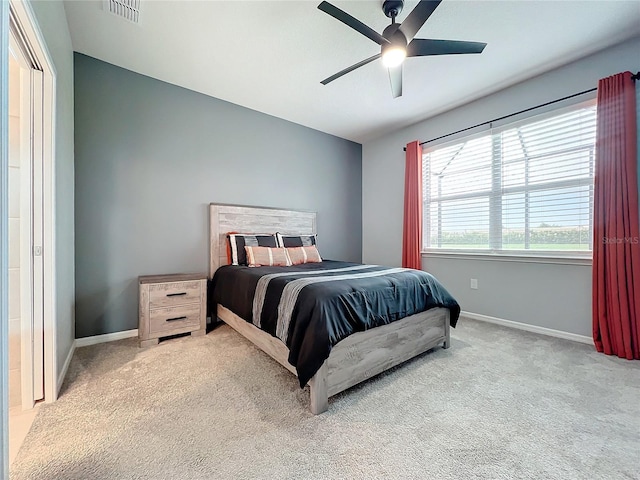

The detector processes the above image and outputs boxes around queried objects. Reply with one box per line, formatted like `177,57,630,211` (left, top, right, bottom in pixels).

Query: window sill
421,250,592,266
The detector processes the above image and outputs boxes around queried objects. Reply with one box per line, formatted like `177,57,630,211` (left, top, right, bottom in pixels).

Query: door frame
7,0,57,408
2,1,12,476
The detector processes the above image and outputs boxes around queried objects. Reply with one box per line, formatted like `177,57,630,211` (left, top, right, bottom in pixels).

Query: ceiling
63,1,640,143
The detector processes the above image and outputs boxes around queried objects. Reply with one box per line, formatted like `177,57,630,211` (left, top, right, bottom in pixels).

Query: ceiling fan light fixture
381,46,406,68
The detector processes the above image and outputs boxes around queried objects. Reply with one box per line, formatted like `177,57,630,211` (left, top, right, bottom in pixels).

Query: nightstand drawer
149,280,202,308
149,304,201,334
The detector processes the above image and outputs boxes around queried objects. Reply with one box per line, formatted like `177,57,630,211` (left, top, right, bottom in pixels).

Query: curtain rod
403,87,597,151
404,71,640,151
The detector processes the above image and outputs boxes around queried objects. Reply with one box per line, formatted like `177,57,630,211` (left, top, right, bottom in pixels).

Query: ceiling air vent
104,0,141,24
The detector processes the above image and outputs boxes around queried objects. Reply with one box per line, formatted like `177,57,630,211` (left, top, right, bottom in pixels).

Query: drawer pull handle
166,292,187,297
166,316,187,322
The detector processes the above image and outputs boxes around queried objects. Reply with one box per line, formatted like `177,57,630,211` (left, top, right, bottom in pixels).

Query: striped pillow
245,246,292,267
276,233,317,248
286,245,322,265
227,233,278,265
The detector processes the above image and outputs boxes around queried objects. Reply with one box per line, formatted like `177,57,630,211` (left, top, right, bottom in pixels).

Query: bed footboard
217,304,450,414
317,307,450,413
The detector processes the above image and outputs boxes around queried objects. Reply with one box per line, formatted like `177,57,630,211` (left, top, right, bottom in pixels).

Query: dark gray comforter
210,260,460,387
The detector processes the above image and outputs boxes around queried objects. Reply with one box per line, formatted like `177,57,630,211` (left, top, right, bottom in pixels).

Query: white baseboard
57,342,76,397
461,311,593,345
75,329,138,348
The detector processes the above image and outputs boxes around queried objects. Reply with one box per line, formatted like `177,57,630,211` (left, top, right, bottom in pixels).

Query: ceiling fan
318,0,487,98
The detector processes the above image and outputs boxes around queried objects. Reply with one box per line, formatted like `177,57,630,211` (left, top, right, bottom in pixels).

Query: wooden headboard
209,203,317,278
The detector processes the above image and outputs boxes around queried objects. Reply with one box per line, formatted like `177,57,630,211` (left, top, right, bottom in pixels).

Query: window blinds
423,102,597,253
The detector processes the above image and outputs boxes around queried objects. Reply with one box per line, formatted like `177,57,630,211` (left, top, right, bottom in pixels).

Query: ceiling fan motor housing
382,23,407,48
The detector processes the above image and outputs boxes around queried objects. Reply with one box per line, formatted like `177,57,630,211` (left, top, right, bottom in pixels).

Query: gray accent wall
31,0,76,380
74,53,362,338
362,36,640,338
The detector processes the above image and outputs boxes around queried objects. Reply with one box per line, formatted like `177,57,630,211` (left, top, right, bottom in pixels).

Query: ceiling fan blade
388,65,402,98
407,39,486,57
398,0,442,42
318,1,390,45
321,54,382,85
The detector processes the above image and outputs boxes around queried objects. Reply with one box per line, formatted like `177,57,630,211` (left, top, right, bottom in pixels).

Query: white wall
362,36,640,337
29,0,75,380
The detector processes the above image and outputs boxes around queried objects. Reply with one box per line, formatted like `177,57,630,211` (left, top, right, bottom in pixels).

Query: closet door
29,68,44,402
12,31,45,407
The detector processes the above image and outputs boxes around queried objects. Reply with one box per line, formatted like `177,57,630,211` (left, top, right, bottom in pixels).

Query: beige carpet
10,318,640,480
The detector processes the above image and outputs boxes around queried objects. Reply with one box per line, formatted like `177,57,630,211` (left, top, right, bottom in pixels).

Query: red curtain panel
593,71,640,360
402,141,423,269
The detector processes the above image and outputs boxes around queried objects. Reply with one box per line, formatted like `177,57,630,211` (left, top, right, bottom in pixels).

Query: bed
208,203,460,414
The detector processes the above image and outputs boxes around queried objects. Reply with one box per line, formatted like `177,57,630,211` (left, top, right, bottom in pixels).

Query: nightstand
138,273,207,347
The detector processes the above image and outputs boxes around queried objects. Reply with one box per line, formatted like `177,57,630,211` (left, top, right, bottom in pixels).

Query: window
423,102,596,255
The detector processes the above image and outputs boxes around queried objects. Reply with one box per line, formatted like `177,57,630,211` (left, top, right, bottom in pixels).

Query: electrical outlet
470,278,478,290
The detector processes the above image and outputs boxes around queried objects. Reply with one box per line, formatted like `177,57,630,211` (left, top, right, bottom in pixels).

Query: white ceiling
63,1,640,143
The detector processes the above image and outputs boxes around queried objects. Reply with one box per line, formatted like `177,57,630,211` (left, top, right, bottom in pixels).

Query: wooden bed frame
209,203,450,414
